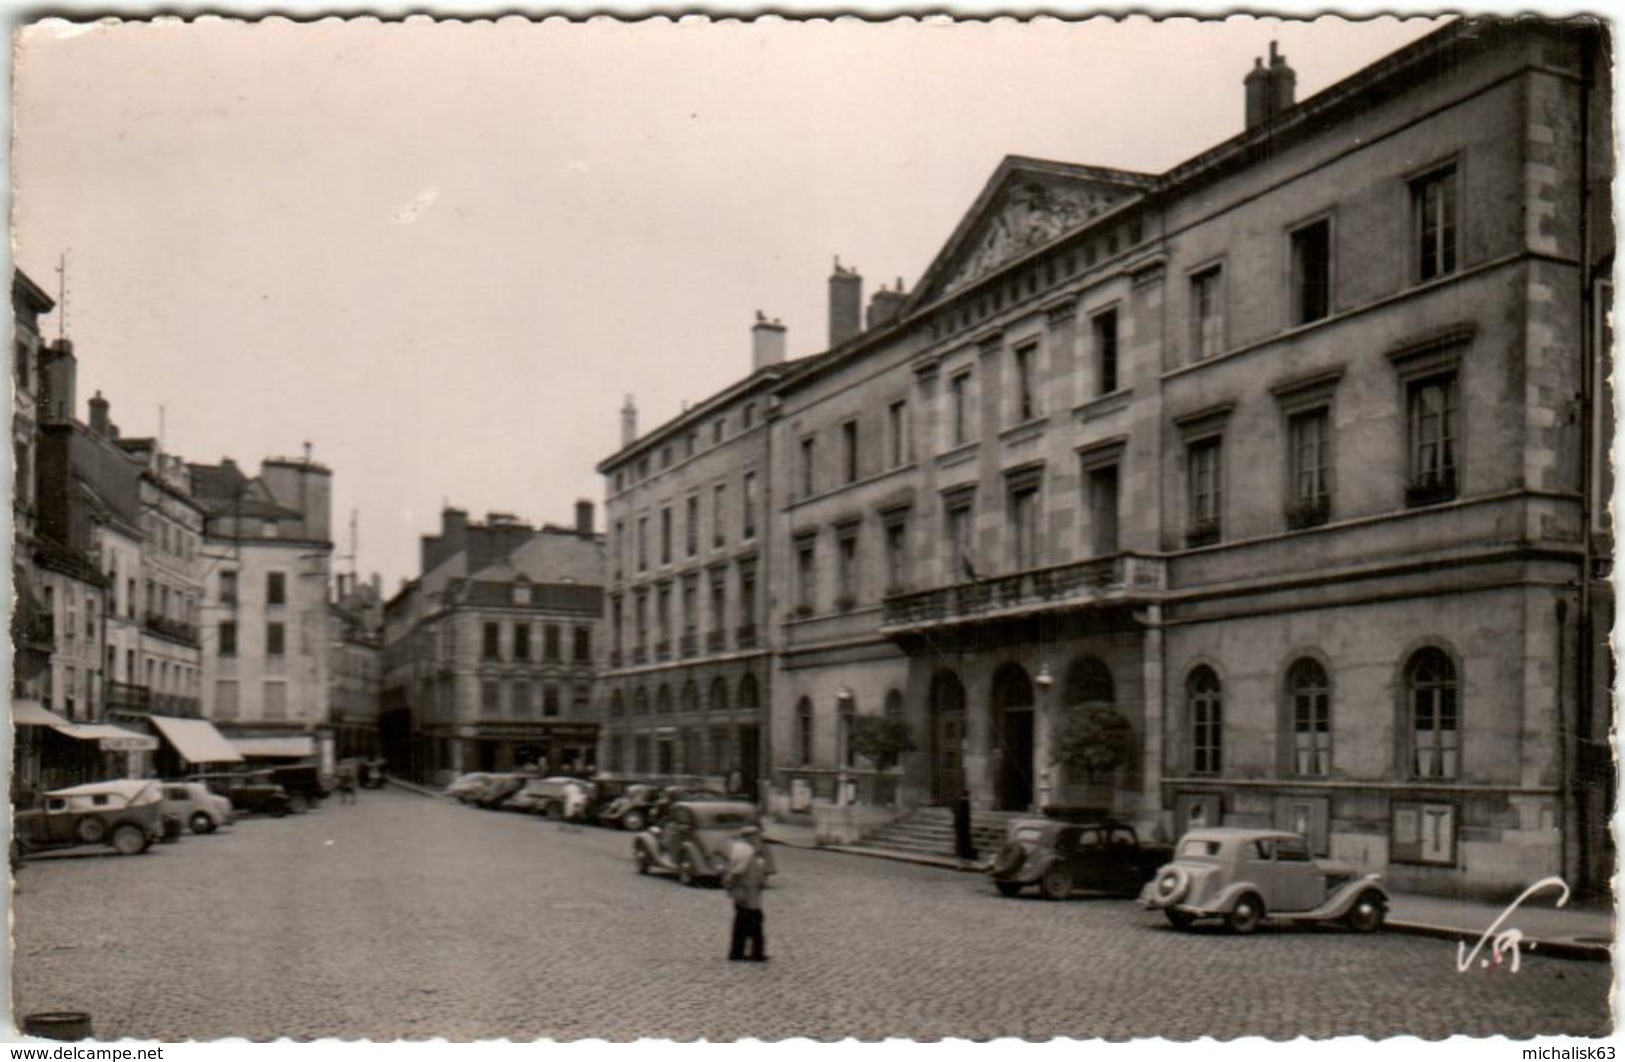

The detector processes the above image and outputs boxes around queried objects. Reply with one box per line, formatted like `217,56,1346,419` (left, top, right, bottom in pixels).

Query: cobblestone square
10,791,1614,1041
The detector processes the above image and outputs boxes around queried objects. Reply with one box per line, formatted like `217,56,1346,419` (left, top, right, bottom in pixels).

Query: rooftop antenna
158,404,166,454
53,250,69,340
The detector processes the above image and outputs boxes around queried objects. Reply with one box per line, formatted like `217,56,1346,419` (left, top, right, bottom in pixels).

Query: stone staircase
845,806,1032,865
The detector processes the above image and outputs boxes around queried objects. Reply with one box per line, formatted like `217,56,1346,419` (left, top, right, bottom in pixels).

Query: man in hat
722,824,768,962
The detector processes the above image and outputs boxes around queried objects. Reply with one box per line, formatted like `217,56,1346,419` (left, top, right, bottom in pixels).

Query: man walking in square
723,824,768,962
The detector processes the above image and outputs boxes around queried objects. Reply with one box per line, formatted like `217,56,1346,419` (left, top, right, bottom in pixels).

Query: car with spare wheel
189,772,293,818
13,779,168,861
632,799,777,886
160,781,235,834
1139,827,1388,934
988,819,1172,899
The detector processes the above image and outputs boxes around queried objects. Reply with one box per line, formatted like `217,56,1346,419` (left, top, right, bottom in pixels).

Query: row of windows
618,472,760,577
218,620,295,658
796,399,915,500
480,622,592,663
213,678,294,721
792,689,906,768
614,559,760,655
607,673,762,718
217,569,285,606
612,403,763,494
601,725,753,777
1182,647,1461,780
478,677,589,718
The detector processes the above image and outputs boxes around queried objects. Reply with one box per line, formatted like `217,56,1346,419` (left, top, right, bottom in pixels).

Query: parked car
189,772,293,818
1139,827,1388,934
632,800,776,886
445,772,496,804
503,777,590,817
263,764,330,812
598,783,664,831
160,781,234,834
988,819,1172,899
471,773,529,810
13,779,168,860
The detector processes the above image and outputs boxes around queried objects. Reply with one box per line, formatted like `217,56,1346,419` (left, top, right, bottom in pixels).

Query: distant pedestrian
559,781,587,832
953,789,977,862
337,764,357,805
723,825,768,962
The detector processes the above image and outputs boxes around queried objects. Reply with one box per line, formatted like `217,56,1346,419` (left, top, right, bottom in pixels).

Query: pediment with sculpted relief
910,159,1152,311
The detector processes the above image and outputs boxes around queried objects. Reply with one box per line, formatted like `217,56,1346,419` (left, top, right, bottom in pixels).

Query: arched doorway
928,670,967,804
992,663,1036,811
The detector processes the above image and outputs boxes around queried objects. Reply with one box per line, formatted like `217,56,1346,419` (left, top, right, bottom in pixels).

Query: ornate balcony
106,680,152,714
144,612,200,647
880,553,1166,634
705,630,725,654
735,623,758,649
679,633,697,658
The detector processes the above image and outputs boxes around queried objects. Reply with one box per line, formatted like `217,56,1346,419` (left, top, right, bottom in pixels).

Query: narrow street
12,789,1612,1041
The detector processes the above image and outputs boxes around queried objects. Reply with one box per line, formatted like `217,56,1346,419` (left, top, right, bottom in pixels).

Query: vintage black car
598,783,664,831
263,765,330,812
988,819,1172,899
189,772,293,817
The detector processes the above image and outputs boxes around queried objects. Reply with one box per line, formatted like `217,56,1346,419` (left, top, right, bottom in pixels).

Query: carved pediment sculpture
942,179,1121,294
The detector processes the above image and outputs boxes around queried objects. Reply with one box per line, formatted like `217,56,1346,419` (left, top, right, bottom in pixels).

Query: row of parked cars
444,771,731,831
985,817,1389,934
10,762,382,866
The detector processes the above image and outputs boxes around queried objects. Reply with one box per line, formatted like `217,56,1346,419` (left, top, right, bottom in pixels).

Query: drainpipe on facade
1573,28,1596,895
760,394,777,818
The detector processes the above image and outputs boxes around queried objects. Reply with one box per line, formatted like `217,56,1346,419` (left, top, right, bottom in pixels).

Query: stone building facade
381,506,603,782
192,453,335,765
594,327,787,795
600,20,1614,898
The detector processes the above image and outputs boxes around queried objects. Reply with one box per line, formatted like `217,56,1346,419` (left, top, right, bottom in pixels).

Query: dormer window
513,578,533,605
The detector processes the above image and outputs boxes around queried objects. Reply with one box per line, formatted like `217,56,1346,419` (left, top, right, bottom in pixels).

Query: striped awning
12,699,69,727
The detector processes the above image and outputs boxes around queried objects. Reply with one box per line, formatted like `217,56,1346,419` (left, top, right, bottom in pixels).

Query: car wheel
623,810,645,832
1040,863,1072,901
111,824,149,856
74,816,108,845
1227,892,1264,935
1164,909,1196,931
268,802,290,819
189,812,212,835
677,851,698,887
288,794,310,814
990,842,1025,877
1344,891,1386,933
634,847,651,875
994,882,1023,897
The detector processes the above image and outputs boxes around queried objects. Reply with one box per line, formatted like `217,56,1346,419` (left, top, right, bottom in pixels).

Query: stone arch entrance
992,663,1036,811
928,670,967,804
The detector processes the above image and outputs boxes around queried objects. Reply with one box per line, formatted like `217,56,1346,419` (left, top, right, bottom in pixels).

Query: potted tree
847,715,917,806
1052,704,1135,813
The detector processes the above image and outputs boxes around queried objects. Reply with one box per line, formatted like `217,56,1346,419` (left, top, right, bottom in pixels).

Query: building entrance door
992,664,1036,811
738,724,760,799
929,670,967,804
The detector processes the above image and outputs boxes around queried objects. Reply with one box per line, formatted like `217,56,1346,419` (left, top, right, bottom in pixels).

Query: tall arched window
796,697,814,766
656,685,673,714
680,680,699,714
1064,655,1115,706
1287,658,1331,776
883,688,904,719
1188,666,1222,775
709,676,730,714
739,674,760,711
1407,648,1458,779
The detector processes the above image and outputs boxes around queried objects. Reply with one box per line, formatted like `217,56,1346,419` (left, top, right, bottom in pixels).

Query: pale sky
12,13,1451,592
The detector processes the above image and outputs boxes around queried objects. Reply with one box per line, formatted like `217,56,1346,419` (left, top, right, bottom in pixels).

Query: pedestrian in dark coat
953,789,977,862
723,825,768,962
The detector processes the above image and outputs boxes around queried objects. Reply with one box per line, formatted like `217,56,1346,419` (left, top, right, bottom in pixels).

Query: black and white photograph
4,6,1617,1050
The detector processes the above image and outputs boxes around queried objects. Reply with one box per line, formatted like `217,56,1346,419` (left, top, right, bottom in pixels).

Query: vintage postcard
6,7,1616,1053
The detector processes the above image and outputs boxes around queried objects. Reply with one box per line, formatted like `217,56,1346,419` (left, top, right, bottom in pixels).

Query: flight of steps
846,806,1031,865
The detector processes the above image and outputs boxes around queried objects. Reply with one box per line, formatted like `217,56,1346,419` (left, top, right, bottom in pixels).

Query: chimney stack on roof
88,390,110,436
575,499,595,536
1244,41,1297,131
620,394,638,448
829,257,863,348
751,310,788,370
866,277,908,330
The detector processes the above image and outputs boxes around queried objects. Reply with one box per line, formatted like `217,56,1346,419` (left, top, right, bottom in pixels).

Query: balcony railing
736,623,758,649
655,639,671,662
679,633,697,658
706,630,725,653
881,553,1166,631
106,680,151,713
144,612,200,647
608,649,623,669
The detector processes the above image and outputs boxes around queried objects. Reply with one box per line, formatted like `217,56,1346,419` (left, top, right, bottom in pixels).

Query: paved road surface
11,789,1613,1041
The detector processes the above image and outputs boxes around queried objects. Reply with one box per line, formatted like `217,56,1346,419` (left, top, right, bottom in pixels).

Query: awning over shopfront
12,699,70,727
50,722,159,752
150,716,244,765
230,736,315,759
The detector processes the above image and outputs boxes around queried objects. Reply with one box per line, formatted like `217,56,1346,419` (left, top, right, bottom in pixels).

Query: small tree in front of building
1053,704,1136,784
848,714,918,771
